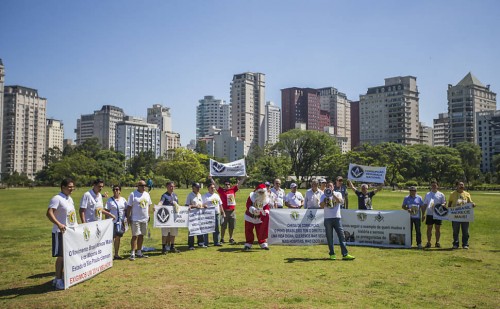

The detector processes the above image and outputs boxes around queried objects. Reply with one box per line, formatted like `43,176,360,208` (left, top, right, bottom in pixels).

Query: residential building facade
318,87,351,150
281,87,320,133
433,113,449,147
46,119,64,151
75,105,125,149
476,110,500,173
0,59,4,176
115,116,161,160
196,96,231,140
264,101,281,145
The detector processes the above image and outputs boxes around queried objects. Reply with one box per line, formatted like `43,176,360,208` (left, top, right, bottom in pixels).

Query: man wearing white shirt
186,182,207,250
423,180,446,248
285,183,304,209
304,179,323,209
127,180,153,260
202,183,224,246
79,179,113,223
270,178,285,208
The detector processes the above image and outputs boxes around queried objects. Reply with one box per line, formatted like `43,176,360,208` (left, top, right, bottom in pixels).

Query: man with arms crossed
159,181,181,254
127,179,153,260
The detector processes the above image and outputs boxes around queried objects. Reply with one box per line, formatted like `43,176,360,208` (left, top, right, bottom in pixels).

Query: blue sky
1,0,499,145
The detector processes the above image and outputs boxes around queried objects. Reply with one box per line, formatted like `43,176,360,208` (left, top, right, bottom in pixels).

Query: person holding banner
159,181,181,254
79,179,113,223
347,180,383,210
186,182,208,250
304,179,322,209
243,184,271,251
202,183,224,246
271,178,285,208
265,181,277,208
209,175,246,244
423,181,446,248
285,183,304,208
402,186,425,249
448,181,476,249
320,181,355,260
127,180,153,260
46,178,77,290
105,185,127,260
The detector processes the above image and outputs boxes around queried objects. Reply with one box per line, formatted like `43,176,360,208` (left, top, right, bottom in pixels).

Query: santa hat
255,183,267,192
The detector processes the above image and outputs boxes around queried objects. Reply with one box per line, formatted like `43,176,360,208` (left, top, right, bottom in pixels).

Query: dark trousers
188,234,208,247
213,214,220,244
410,218,422,246
452,221,469,247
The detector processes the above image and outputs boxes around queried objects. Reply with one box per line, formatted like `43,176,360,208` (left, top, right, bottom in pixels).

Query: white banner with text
63,219,113,289
433,203,474,222
348,163,387,184
188,208,216,236
268,209,411,248
209,159,247,177
153,205,190,228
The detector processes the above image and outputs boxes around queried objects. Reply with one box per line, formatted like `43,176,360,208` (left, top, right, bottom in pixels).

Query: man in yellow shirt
447,181,476,249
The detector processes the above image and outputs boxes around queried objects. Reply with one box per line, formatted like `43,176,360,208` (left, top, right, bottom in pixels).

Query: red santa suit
244,184,271,250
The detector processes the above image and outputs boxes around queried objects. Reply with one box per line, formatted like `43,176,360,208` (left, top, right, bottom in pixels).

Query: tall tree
455,142,482,185
156,148,207,188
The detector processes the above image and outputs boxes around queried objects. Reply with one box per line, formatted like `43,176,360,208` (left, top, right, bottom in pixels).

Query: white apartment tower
115,116,161,160
147,104,172,132
447,73,497,147
0,59,4,177
230,72,266,155
1,86,47,179
46,119,64,151
264,101,281,145
318,87,351,150
359,76,420,145
433,113,449,147
419,123,434,146
476,110,500,173
196,96,231,140
75,105,125,149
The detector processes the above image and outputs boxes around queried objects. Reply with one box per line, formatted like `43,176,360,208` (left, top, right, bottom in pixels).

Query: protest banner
153,205,190,228
348,163,386,184
188,208,216,236
268,209,411,248
63,219,113,289
209,159,246,177
433,203,474,222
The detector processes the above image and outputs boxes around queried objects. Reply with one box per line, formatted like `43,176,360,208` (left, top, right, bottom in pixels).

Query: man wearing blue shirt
402,186,425,249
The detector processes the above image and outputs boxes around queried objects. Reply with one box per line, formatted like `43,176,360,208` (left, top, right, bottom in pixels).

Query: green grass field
0,187,499,308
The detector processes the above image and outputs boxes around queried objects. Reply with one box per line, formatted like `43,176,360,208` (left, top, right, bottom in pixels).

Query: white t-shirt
271,187,285,208
285,191,304,208
423,191,446,216
127,190,152,222
304,188,323,209
202,192,222,214
105,196,127,223
80,189,104,222
185,191,203,208
320,192,343,218
48,192,77,233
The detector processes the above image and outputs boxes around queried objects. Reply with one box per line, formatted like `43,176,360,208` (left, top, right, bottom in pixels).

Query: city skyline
1,1,499,145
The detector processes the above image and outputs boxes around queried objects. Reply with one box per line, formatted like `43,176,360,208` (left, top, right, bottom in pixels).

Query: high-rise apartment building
476,110,500,173
350,101,360,149
115,116,161,160
196,96,231,140
281,87,320,133
447,73,497,147
230,72,265,155
75,105,125,148
204,128,245,162
147,104,172,132
264,101,281,146
0,59,4,177
433,113,449,147
359,76,420,145
318,87,352,150
1,86,46,179
419,123,433,146
46,119,64,151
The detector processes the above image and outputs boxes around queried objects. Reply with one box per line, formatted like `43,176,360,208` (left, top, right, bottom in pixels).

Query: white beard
254,192,266,208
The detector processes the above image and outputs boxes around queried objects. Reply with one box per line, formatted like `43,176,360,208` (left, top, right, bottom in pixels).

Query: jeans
452,221,469,246
324,218,348,256
213,214,220,244
188,234,208,247
410,218,422,245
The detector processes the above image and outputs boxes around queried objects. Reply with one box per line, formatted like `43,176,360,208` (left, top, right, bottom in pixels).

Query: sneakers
243,246,251,251
452,245,459,249
198,243,205,247
136,254,148,258
342,254,355,261
188,246,195,250
463,245,469,250
330,254,337,260
129,254,135,261
169,247,180,253
435,242,441,248
425,242,431,249
229,239,235,245
113,255,124,260
220,238,225,243
214,243,223,247
54,279,65,290
417,244,423,249
200,245,208,248
51,278,57,287
262,246,270,250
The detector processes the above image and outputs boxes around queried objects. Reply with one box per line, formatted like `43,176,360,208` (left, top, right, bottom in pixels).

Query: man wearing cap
333,176,349,209
320,181,355,260
347,180,383,210
127,179,153,260
285,183,304,209
158,181,181,254
423,180,446,248
243,184,271,251
271,178,285,209
402,186,425,249
304,179,323,209
209,175,246,244
447,181,476,249
185,182,207,250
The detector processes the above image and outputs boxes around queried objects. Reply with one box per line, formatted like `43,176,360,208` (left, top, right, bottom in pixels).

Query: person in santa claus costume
243,183,271,251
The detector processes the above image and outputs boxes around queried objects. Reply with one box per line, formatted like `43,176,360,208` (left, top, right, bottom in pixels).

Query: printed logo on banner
157,207,170,223
434,204,448,216
83,226,90,241
306,211,316,221
68,210,77,225
357,213,367,221
290,211,300,220
374,212,384,222
350,165,364,178
95,224,101,239
212,161,226,173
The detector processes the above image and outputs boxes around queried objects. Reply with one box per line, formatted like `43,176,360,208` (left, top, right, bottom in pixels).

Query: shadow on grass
27,271,54,279
0,280,54,299
284,257,330,263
